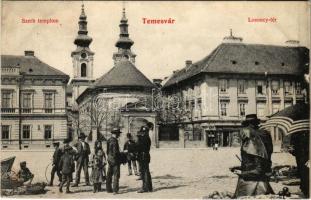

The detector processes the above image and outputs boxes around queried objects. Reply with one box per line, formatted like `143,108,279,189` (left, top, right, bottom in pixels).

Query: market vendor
17,161,34,185
230,114,274,198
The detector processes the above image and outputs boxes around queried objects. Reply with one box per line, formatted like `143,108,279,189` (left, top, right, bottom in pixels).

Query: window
271,81,279,95
44,93,53,113
257,103,266,117
1,91,14,113
22,93,32,113
272,103,280,114
81,63,87,77
284,81,292,95
22,125,31,139
197,98,202,118
44,125,52,139
296,82,302,95
257,81,265,95
1,125,10,139
1,92,11,108
238,80,246,94
220,102,227,116
219,79,228,93
239,103,246,116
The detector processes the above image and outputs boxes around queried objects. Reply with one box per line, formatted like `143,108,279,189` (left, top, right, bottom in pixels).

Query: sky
1,1,310,81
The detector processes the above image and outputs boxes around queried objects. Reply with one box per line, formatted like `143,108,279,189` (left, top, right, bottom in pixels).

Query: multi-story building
161,33,309,148
1,51,70,149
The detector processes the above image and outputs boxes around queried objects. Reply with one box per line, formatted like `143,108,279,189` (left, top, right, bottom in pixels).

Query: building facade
1,51,70,149
160,34,309,148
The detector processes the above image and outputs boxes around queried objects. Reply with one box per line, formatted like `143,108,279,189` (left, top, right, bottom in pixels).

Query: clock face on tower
81,53,87,59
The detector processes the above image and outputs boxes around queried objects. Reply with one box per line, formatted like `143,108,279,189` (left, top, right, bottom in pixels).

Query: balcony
0,108,66,114
22,108,32,113
1,108,16,113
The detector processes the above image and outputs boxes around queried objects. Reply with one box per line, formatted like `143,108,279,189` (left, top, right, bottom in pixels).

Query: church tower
70,4,95,103
113,7,136,64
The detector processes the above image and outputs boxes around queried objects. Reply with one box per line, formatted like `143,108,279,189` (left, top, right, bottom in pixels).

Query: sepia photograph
1,1,310,199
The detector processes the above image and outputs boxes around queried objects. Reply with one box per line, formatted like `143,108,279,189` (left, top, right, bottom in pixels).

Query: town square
1,1,310,199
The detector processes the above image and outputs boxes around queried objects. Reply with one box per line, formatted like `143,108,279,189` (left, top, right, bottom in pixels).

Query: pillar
179,126,185,148
155,125,159,148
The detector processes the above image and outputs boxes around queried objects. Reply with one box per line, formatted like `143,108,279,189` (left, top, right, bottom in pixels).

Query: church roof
1,55,69,78
93,59,155,88
163,43,309,88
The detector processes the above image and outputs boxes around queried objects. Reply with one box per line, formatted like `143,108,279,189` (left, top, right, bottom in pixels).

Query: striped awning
260,103,309,136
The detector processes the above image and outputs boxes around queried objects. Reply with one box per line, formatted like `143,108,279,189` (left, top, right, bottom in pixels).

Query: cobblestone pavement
2,147,299,199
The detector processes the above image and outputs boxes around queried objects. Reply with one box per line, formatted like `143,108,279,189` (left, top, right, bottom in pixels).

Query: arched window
81,63,87,77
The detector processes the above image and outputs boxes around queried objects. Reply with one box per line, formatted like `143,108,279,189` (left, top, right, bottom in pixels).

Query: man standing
106,128,122,194
49,142,62,186
230,114,274,198
137,126,153,193
72,132,91,187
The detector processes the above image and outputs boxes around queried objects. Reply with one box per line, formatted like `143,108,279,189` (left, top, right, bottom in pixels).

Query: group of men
49,125,153,194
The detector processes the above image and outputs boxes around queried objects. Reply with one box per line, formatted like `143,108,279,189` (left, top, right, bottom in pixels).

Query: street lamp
18,71,26,150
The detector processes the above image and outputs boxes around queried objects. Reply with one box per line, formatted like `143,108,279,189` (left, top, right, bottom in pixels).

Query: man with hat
49,141,63,186
106,128,122,194
230,114,274,198
72,132,91,187
136,126,153,193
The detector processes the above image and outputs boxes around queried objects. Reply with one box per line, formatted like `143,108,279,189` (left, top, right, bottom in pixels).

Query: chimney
186,60,192,68
153,79,163,87
153,79,162,85
24,50,34,56
285,40,299,47
222,29,243,43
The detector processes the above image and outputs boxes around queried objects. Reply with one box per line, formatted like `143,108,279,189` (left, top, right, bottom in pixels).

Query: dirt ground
1,147,300,199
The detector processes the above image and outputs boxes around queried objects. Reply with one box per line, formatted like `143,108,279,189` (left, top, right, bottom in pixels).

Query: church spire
115,6,134,49
74,4,92,47
113,4,136,64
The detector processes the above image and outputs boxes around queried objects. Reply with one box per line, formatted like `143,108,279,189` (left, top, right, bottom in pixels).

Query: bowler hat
53,142,60,146
79,132,87,139
63,138,71,144
111,128,122,134
242,114,260,126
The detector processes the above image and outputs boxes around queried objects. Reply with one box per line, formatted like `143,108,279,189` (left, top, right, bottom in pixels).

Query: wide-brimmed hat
242,114,260,126
78,132,87,139
111,128,122,134
20,161,26,166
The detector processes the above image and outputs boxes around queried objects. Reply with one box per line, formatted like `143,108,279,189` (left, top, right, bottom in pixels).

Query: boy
59,145,75,193
17,161,34,185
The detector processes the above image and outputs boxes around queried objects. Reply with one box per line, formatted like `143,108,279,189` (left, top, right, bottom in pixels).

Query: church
67,5,157,146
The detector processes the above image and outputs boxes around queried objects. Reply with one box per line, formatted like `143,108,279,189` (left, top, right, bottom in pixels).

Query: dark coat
107,137,120,166
52,147,62,165
137,135,151,163
59,153,75,175
74,141,91,162
123,139,137,161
